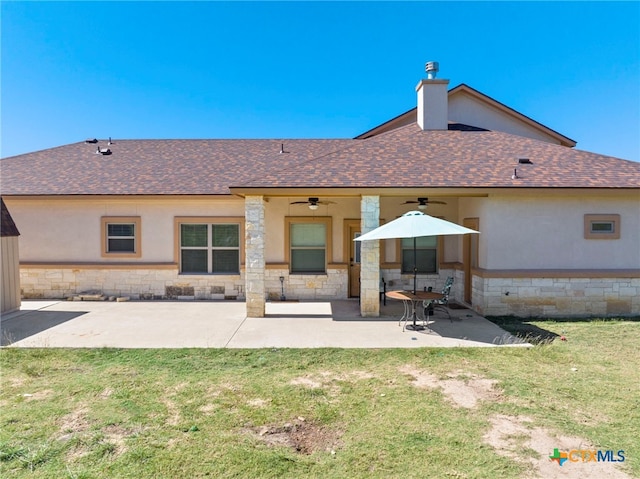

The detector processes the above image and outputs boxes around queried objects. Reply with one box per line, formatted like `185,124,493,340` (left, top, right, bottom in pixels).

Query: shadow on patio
265,299,528,347
1,310,88,346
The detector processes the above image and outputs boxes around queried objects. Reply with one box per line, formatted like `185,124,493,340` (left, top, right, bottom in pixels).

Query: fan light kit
290,197,336,210
401,198,447,210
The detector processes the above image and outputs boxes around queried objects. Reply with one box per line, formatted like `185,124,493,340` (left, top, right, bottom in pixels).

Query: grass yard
1,319,638,478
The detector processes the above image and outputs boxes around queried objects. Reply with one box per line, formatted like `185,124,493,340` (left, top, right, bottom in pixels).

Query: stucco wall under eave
264,197,363,263
480,193,640,270
448,93,563,145
458,197,489,269
3,197,246,263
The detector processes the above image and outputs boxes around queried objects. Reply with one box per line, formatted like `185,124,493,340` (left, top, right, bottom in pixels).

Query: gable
448,85,576,147
356,84,576,148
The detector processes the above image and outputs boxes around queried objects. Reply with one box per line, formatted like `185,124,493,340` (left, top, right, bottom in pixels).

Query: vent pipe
425,61,439,79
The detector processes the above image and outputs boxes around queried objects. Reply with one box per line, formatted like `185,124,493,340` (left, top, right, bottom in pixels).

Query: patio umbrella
355,211,480,294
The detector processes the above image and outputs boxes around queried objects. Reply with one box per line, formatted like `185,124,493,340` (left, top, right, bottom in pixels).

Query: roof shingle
1,126,638,196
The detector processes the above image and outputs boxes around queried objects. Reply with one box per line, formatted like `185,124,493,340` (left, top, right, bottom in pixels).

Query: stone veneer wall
20,267,244,300
20,267,349,302
264,268,348,301
20,267,638,317
472,275,640,318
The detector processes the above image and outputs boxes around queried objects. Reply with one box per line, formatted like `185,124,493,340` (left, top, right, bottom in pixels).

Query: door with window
344,220,361,298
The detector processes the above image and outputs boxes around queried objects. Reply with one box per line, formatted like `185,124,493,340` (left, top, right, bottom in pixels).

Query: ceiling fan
401,197,447,210
290,197,336,210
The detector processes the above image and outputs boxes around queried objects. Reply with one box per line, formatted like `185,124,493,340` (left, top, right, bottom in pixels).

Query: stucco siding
5,197,245,263
448,93,563,144
481,195,640,270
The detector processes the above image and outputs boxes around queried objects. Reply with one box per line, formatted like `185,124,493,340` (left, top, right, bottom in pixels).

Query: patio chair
424,276,454,322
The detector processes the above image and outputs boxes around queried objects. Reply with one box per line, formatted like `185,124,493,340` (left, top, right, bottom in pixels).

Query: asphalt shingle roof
238,124,640,189
1,125,638,196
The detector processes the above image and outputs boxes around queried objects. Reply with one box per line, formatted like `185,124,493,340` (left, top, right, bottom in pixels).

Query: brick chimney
416,61,449,130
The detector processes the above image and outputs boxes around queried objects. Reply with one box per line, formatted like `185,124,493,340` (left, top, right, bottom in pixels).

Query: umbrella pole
413,237,417,294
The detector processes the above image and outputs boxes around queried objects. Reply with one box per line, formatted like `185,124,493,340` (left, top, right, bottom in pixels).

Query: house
1,198,21,314
1,65,639,318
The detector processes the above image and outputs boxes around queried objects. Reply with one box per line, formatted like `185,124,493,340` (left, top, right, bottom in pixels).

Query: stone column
360,195,380,317
245,195,266,317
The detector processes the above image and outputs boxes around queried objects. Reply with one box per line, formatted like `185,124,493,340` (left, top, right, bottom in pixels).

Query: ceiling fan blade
402,201,419,205
317,201,336,205
290,201,310,205
427,200,447,205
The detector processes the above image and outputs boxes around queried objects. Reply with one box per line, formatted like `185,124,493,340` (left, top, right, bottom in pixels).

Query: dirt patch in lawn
243,417,342,455
290,370,375,388
58,406,140,459
58,406,91,435
22,389,54,401
484,414,632,479
399,365,502,409
400,365,632,479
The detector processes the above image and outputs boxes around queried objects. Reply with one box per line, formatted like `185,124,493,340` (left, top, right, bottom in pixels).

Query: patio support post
245,195,266,317
360,195,380,317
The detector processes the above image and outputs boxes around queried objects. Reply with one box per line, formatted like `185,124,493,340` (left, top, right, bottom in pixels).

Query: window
175,217,243,274
107,224,135,252
101,217,141,258
285,217,332,274
179,222,240,274
584,214,620,240
401,236,437,274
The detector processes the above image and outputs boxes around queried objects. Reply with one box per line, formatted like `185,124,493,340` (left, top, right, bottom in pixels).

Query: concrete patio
1,299,529,349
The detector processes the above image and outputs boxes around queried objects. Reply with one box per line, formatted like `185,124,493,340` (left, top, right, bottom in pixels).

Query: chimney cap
425,61,439,79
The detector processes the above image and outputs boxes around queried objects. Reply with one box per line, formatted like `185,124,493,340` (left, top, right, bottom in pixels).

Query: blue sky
2,1,639,161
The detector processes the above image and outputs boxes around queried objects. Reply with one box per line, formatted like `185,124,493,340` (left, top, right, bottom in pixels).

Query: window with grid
180,223,240,273
401,236,437,274
106,223,136,253
101,217,141,257
290,223,327,273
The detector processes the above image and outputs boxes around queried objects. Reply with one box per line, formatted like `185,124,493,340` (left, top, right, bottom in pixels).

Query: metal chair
424,276,454,322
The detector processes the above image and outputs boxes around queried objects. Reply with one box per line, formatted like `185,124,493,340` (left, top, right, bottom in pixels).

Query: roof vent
518,158,533,164
425,61,439,79
85,138,98,144
96,147,112,155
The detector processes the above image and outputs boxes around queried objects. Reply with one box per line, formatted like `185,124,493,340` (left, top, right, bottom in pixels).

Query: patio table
386,290,444,331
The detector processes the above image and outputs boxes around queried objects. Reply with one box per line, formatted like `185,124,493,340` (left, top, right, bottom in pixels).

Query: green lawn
1,319,638,478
